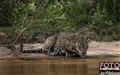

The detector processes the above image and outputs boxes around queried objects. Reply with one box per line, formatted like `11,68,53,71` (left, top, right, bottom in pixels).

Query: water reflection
0,57,120,75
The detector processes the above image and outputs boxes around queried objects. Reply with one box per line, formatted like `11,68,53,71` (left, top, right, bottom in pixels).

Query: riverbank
0,41,120,60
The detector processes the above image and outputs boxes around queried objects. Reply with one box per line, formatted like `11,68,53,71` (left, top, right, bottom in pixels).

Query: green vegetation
0,0,120,44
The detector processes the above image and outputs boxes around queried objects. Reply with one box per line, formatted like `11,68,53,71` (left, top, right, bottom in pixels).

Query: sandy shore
0,41,120,59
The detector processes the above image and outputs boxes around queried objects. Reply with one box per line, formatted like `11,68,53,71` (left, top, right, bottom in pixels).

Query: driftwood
4,27,28,56
4,27,28,51
11,27,27,46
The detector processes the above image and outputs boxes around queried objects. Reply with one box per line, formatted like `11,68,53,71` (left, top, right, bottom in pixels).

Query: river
0,57,120,75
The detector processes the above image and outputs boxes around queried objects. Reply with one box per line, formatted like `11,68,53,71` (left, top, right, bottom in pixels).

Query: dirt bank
0,41,120,60
88,41,120,56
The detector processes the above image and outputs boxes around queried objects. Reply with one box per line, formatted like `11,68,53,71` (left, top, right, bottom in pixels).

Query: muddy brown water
0,57,120,75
